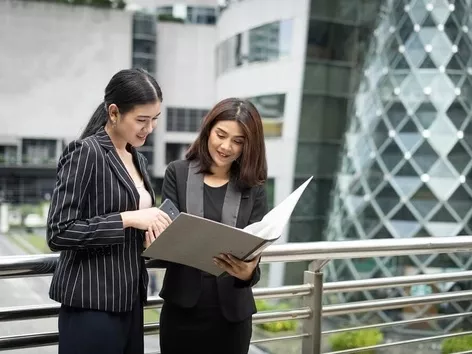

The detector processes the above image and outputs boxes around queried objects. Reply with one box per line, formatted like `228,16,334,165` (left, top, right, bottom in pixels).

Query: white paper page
243,176,313,240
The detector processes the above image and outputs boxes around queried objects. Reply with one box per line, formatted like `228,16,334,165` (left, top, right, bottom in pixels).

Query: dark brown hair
186,97,268,188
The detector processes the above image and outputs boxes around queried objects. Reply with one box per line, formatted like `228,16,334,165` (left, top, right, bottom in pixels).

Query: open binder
142,176,313,276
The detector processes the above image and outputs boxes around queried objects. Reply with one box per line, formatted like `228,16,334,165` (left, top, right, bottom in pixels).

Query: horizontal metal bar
322,311,472,335
324,290,472,316
0,300,167,323
0,254,58,279
261,236,472,263
0,286,308,322
323,330,472,354
3,237,472,278
323,270,472,293
4,290,471,324
250,333,310,345
0,303,59,322
252,308,311,324
253,284,313,299
0,311,309,351
0,323,162,350
0,331,57,350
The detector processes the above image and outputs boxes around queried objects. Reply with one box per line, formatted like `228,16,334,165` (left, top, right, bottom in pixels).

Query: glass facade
165,143,190,165
285,0,383,284
247,94,285,137
132,12,156,76
166,107,209,133
216,20,292,75
325,0,472,331
132,12,157,168
157,5,217,25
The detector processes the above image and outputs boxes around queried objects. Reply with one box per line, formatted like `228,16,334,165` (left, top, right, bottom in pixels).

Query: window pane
248,20,292,63
306,20,358,62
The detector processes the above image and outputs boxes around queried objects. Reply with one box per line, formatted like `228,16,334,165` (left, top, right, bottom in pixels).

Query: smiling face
207,120,245,169
109,101,161,147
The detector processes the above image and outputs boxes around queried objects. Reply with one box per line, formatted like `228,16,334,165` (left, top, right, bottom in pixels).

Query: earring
111,119,117,127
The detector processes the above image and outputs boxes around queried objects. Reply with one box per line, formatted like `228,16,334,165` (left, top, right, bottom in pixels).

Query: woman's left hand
213,254,260,281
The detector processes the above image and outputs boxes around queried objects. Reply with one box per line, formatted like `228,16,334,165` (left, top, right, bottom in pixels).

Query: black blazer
46,127,155,313
152,159,268,322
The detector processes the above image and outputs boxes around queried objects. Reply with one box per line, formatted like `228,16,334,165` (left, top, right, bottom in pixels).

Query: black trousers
159,277,252,354
58,299,143,354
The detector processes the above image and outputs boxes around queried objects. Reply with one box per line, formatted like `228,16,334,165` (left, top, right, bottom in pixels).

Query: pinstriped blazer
46,127,155,313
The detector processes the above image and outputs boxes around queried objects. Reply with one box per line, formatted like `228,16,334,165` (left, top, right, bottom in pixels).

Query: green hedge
17,0,126,9
157,14,185,23
255,299,298,332
442,334,472,353
329,329,383,354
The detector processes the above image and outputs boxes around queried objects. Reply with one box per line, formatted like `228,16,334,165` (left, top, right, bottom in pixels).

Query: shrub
441,334,472,354
157,14,185,23
255,299,298,333
329,329,383,354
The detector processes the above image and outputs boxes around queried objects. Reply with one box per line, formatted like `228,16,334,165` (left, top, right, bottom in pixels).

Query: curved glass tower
325,0,472,330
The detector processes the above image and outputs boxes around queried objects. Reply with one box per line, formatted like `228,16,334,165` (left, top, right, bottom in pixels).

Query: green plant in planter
329,328,383,354
441,333,472,353
255,299,298,333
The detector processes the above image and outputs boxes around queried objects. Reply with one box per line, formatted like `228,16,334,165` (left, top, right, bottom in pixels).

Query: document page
243,176,313,240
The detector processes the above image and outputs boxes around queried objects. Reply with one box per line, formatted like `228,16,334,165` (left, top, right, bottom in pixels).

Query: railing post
302,261,325,354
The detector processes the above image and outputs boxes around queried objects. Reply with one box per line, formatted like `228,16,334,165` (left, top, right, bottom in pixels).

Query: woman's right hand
121,208,172,231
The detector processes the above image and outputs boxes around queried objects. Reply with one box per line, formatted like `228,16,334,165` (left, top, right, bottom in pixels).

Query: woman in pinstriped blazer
46,68,172,354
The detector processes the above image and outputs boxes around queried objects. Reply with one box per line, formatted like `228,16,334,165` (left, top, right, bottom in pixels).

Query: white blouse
136,181,153,210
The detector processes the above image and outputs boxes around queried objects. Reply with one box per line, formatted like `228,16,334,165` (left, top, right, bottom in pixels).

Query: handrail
3,236,472,278
261,236,472,262
2,236,472,353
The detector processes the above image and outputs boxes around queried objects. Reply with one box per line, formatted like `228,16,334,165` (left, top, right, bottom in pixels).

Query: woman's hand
121,207,172,231
213,254,260,281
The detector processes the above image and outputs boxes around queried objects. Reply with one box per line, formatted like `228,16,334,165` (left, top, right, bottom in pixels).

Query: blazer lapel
95,128,140,210
186,160,204,217
186,160,241,227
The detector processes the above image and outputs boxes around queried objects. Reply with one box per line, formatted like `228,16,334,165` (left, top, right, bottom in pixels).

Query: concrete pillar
0,203,9,234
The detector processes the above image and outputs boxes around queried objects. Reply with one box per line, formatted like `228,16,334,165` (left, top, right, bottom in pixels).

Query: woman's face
207,120,245,169
111,101,161,147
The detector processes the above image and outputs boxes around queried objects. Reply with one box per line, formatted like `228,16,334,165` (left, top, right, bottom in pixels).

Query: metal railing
2,236,472,353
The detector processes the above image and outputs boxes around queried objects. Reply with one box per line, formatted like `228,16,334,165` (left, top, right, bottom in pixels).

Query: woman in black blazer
46,68,171,354
149,97,269,354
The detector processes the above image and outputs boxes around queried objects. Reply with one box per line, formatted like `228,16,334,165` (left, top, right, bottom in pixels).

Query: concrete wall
153,22,217,176
0,1,133,142
216,0,310,287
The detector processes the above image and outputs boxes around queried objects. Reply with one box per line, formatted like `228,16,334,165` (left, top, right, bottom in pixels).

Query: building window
248,20,292,63
247,94,285,137
166,143,190,164
217,34,243,75
217,20,293,75
266,178,275,210
1,176,56,204
22,139,56,166
132,12,156,75
0,145,17,165
167,107,208,132
157,5,217,25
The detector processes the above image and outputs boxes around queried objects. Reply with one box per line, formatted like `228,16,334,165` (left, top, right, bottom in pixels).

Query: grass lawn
8,233,50,254
24,234,50,253
144,308,160,323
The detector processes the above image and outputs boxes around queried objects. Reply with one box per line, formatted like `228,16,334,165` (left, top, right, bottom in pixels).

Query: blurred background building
2,1,472,325
325,0,472,330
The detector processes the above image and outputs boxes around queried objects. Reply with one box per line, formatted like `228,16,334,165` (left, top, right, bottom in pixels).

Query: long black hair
80,68,163,139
